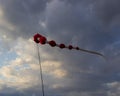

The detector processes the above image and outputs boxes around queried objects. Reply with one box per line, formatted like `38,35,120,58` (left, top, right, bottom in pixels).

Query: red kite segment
33,33,105,58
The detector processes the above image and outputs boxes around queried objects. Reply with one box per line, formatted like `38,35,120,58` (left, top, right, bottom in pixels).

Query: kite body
33,33,105,58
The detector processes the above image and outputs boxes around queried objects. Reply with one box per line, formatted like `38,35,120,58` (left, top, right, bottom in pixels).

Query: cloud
45,0,120,50
0,37,68,95
0,0,120,96
106,81,120,96
0,0,49,39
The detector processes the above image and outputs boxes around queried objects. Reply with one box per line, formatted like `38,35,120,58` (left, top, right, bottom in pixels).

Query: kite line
36,44,45,96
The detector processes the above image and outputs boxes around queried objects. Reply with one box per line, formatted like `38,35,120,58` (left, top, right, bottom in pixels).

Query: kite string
36,44,45,96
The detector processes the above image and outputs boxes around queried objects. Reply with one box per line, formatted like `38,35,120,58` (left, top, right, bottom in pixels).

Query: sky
0,0,120,96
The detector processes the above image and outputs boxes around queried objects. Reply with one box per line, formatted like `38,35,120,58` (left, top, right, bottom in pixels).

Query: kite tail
78,47,106,59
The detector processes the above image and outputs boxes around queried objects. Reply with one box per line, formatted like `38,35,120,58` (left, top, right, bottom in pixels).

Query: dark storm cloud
46,0,120,49
0,0,49,39
95,0,120,24
0,0,120,96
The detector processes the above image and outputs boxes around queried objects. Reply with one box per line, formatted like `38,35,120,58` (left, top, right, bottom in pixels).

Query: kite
33,33,106,96
33,33,105,58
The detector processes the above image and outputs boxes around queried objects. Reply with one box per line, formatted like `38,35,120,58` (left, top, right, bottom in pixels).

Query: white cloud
106,81,120,96
0,37,67,93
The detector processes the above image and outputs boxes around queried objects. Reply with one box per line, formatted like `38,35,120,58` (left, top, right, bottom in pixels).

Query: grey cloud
0,0,49,39
45,0,118,50
95,0,120,24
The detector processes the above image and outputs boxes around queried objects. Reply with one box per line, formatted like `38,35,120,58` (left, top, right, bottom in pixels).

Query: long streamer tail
78,47,106,59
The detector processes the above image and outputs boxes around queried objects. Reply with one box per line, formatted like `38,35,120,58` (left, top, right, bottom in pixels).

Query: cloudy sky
0,0,120,96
